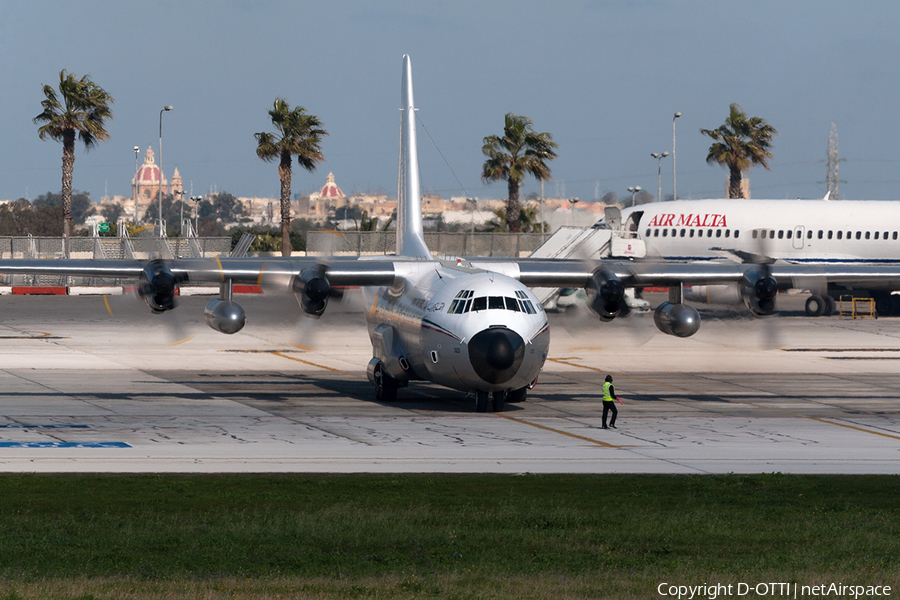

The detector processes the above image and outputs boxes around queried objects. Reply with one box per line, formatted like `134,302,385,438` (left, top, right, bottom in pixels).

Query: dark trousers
602,400,617,427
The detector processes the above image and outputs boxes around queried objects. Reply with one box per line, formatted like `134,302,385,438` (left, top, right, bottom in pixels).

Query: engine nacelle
139,259,178,313
204,299,246,334
292,267,331,318
740,269,778,316
587,269,625,321
684,284,742,305
653,302,701,338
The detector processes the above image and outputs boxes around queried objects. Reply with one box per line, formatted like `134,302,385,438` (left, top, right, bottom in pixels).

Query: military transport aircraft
2,55,899,412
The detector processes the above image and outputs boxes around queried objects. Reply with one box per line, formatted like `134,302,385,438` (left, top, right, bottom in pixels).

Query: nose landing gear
474,389,507,413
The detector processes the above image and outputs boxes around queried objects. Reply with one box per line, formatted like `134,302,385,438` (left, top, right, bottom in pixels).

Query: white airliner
1,56,899,411
619,198,900,316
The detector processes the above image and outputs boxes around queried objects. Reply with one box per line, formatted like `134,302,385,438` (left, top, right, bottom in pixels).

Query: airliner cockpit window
488,296,505,310
448,290,474,314
505,297,520,311
472,297,487,312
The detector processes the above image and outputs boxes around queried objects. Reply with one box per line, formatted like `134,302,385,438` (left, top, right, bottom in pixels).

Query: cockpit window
447,289,474,314
462,293,538,314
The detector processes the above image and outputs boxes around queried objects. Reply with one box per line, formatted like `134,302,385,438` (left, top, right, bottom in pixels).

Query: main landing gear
373,361,398,403
805,294,834,317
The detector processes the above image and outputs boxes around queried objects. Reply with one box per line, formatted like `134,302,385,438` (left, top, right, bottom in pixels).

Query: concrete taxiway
0,292,898,474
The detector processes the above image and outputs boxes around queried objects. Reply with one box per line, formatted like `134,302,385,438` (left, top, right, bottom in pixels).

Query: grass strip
0,473,896,599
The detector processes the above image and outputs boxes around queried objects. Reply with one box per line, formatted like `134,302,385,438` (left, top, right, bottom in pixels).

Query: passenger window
689,229,695,238
786,230,792,239
828,231,833,240
894,232,898,240
680,229,686,237
817,230,823,239
769,230,775,239
752,230,758,239
671,229,677,237
837,231,843,240
875,231,880,240
472,297,487,312
778,230,784,239
707,229,713,237
735,230,740,238
856,231,861,240
884,231,889,239
725,229,730,238
807,230,813,239
505,297,520,311
654,229,659,236
646,229,651,237
865,231,870,240
716,229,722,238
662,229,668,237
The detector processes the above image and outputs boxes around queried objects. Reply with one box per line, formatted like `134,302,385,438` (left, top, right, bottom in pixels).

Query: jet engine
653,302,701,338
293,266,331,318
138,259,181,313
740,268,778,316
587,269,625,321
204,299,246,334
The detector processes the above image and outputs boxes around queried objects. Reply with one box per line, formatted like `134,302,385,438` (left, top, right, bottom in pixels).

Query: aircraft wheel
374,362,397,402
823,295,835,316
492,391,507,412
805,295,825,317
507,387,528,403
875,293,892,317
474,390,490,413
890,295,900,316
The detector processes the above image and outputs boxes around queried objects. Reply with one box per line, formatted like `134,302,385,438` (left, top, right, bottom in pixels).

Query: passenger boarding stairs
530,206,646,309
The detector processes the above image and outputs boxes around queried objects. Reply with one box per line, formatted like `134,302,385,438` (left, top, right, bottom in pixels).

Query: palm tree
255,98,327,256
700,103,778,199
34,70,114,253
482,113,557,232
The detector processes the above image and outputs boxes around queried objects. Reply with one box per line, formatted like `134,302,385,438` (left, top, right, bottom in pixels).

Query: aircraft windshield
446,289,537,314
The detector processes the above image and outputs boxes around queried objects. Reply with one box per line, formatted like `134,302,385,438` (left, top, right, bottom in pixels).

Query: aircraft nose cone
468,327,525,384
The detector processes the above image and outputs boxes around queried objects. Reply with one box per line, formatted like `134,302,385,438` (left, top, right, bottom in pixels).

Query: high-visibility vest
603,381,614,402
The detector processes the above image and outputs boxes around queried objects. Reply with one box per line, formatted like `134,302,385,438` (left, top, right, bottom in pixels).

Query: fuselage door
792,226,805,250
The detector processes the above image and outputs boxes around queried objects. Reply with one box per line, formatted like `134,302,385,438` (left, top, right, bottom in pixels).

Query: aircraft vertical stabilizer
396,55,433,260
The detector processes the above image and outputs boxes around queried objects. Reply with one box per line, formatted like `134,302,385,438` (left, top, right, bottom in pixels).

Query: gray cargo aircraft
2,56,898,411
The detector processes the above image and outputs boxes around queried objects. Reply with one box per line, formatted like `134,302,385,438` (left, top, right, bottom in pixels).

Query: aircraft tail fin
396,55,433,260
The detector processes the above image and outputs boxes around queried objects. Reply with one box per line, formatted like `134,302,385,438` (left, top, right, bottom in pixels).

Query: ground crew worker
601,374,621,429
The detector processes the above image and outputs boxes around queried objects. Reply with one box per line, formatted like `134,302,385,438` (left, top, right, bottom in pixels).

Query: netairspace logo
657,582,892,599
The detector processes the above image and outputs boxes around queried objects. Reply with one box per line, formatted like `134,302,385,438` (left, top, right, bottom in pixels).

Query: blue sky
2,0,899,204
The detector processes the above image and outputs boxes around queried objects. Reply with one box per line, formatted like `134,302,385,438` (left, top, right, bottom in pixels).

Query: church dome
318,172,344,198
134,146,167,187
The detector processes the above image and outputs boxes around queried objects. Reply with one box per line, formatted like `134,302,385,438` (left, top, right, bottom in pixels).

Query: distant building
307,172,345,220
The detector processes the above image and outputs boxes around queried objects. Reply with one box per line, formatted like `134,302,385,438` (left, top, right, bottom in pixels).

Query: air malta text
646,214,728,228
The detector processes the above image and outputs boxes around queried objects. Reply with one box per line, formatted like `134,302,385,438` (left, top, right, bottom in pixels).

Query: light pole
628,185,642,208
570,198,579,227
672,111,682,201
191,196,202,235
468,197,477,234
651,151,669,202
176,190,186,235
158,105,173,236
133,146,139,224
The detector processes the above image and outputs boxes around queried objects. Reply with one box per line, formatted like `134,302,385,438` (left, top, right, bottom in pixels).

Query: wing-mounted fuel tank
586,269,626,321
740,266,778,316
293,265,331,318
653,284,701,338
370,323,412,381
204,279,246,334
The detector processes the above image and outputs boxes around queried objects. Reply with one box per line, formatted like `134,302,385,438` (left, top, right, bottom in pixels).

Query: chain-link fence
0,236,232,286
306,231,544,257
